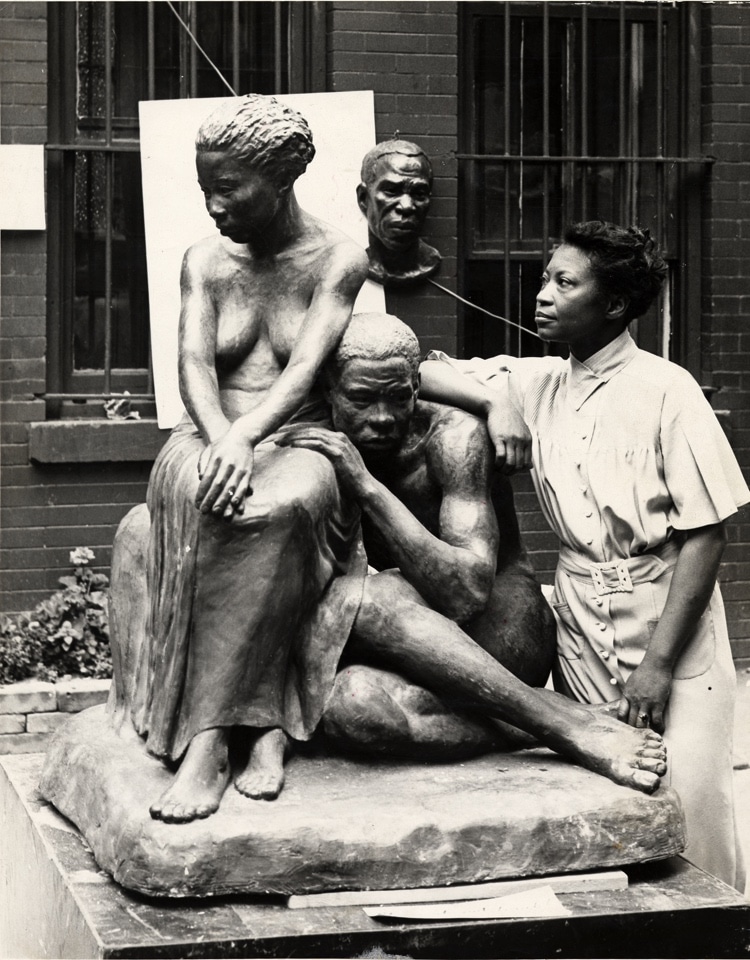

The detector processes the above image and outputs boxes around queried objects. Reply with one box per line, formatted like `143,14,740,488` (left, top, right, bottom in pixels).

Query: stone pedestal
3,751,749,960
39,705,685,899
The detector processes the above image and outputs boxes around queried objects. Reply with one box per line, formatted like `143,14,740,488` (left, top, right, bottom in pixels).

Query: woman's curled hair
563,220,668,322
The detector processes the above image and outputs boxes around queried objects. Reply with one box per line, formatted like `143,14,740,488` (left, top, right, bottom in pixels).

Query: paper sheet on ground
139,91,384,428
364,885,572,921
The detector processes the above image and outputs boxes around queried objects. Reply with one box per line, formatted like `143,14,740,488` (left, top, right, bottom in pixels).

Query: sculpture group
93,94,668,819
44,92,739,897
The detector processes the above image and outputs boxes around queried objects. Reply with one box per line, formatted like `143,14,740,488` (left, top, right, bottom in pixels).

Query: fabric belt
558,540,680,596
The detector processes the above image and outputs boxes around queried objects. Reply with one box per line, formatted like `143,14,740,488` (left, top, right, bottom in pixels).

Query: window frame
458,1,705,378
45,0,327,418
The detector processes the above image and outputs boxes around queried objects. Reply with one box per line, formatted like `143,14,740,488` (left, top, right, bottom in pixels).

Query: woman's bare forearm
644,523,727,670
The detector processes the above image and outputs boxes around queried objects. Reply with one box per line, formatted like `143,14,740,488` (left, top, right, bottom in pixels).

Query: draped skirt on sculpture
131,416,367,763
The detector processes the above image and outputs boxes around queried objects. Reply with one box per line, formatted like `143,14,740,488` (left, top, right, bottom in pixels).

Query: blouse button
594,598,603,607
598,622,606,631
585,511,593,518
586,538,593,545
610,677,618,686
600,650,609,660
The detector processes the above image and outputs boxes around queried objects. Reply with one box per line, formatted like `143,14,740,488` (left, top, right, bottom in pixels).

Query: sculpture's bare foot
150,727,230,823
557,701,667,794
234,728,289,800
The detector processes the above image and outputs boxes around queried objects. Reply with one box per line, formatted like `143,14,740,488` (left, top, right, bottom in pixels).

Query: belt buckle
616,560,633,592
590,561,633,595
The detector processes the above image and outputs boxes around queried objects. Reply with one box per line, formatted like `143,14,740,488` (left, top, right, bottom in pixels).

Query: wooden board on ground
287,869,628,909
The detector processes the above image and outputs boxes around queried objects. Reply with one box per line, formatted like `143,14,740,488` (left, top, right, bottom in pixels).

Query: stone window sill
28,419,169,464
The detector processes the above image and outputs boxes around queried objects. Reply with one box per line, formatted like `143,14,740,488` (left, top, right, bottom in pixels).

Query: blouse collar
568,330,638,410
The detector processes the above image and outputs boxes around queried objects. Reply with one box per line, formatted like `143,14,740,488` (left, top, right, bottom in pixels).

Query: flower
69,547,95,566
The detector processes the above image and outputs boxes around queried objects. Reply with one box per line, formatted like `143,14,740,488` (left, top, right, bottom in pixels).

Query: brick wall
0,4,152,613
0,678,110,755
701,4,750,659
327,1,459,357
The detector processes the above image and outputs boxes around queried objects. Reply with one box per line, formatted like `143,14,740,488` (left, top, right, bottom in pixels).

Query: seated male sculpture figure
357,139,441,287
279,313,669,788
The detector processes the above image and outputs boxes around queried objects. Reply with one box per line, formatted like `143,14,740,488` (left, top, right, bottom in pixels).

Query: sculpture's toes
234,772,284,801
159,801,205,824
629,768,660,794
159,801,190,823
644,729,666,748
639,745,666,758
636,755,667,776
640,734,666,761
638,747,667,769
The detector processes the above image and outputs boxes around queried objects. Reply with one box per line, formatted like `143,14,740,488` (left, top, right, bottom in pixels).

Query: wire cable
428,279,543,340
166,1,238,97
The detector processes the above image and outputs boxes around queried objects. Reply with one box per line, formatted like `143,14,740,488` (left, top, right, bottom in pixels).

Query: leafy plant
0,548,112,685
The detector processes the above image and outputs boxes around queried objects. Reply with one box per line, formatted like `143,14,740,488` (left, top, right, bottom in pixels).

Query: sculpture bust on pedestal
357,139,442,287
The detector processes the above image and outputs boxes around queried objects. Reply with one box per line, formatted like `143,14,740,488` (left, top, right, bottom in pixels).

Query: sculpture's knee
108,504,150,725
467,569,556,687
323,664,497,760
323,665,412,755
245,448,337,530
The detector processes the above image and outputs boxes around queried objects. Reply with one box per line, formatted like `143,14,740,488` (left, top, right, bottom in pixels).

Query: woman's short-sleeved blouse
428,331,749,562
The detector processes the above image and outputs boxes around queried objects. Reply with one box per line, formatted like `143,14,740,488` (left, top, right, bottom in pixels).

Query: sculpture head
356,141,441,286
196,94,315,191
325,312,420,456
357,140,432,252
195,95,315,243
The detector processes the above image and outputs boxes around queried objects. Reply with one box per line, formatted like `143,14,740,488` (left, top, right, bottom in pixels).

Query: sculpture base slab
4,753,749,960
38,706,686,899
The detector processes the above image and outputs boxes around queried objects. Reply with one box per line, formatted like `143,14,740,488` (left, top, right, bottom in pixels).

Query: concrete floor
734,660,750,899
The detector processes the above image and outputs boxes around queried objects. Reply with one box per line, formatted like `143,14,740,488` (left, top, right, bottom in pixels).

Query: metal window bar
503,2,511,355
103,2,114,395
44,1,300,408
459,3,706,369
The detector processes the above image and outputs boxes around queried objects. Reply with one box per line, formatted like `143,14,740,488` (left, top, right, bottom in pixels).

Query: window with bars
46,1,324,415
459,2,706,376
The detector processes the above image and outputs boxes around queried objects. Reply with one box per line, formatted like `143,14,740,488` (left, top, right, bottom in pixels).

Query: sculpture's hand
616,661,672,734
196,423,255,520
276,426,371,499
486,396,532,475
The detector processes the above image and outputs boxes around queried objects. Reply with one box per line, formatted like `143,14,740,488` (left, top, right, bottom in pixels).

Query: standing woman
421,221,749,890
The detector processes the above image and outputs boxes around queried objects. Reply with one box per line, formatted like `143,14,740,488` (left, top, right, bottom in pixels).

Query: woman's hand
486,396,532,475
196,421,256,519
617,660,673,734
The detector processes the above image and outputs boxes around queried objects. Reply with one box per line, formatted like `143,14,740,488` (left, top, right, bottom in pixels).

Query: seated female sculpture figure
130,94,368,824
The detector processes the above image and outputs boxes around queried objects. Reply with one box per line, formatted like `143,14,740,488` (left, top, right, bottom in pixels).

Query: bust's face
327,356,418,457
358,153,432,252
